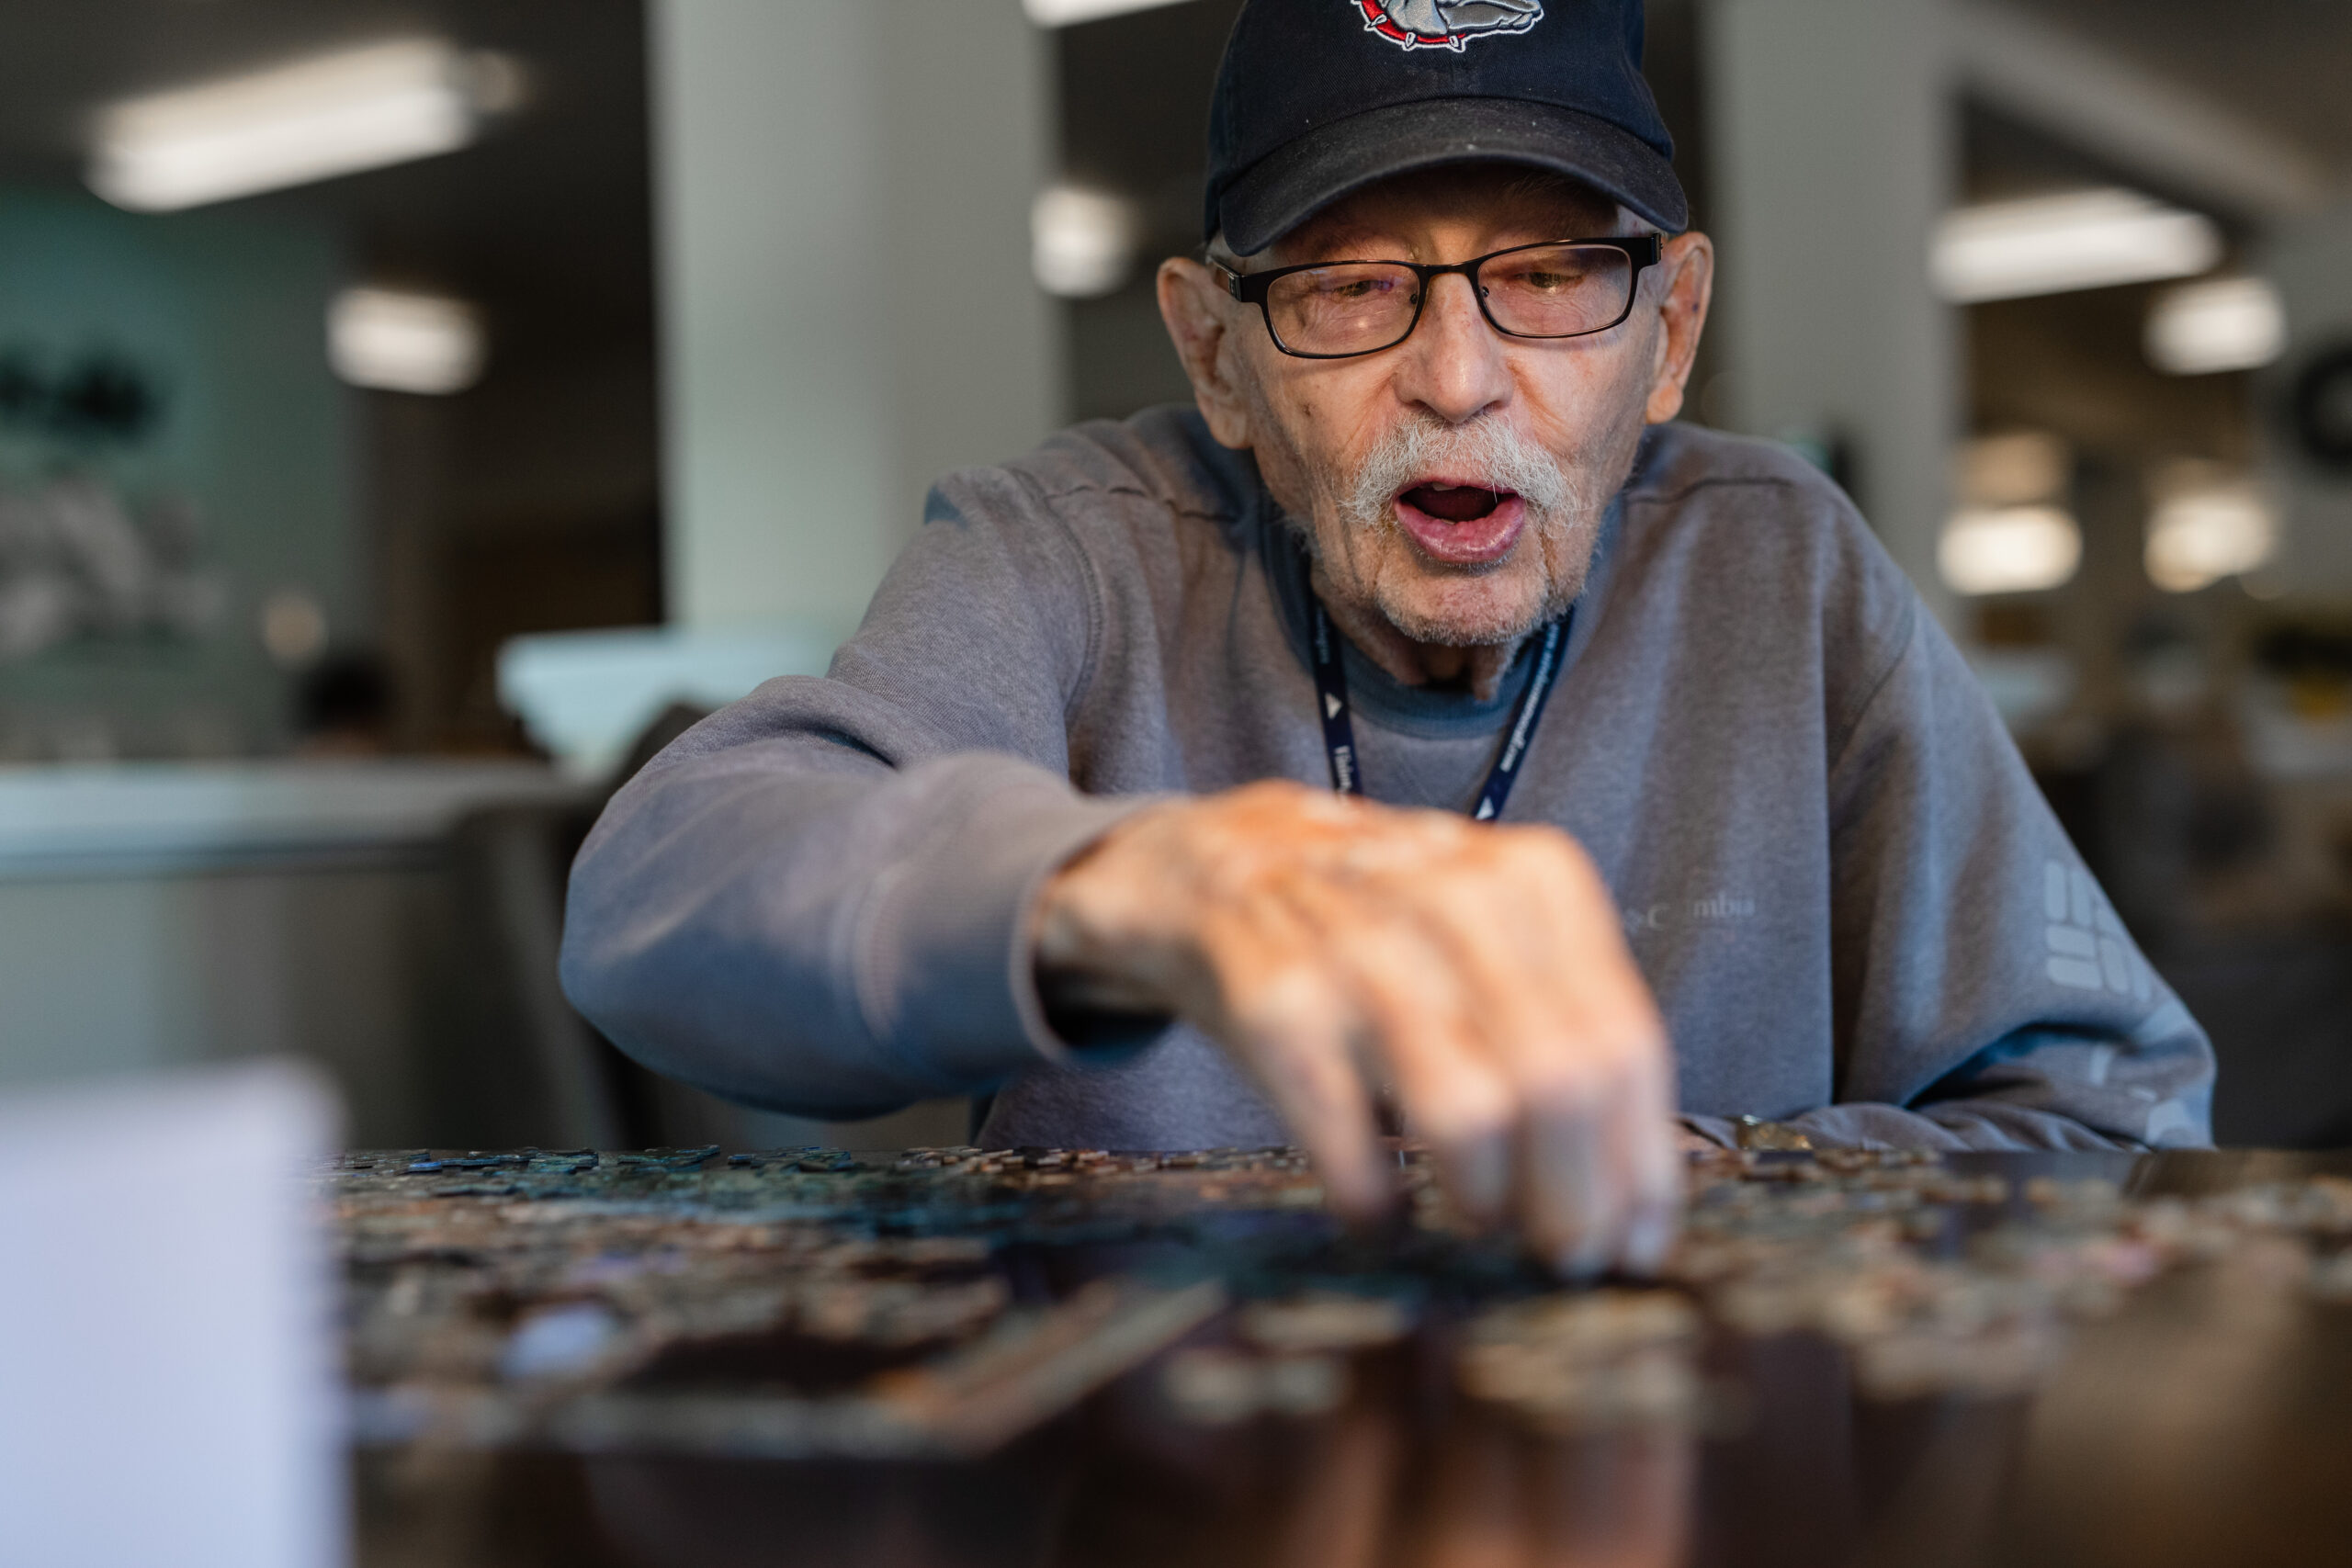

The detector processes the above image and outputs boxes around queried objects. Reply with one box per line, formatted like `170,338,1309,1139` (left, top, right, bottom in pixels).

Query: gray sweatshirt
561,409,2215,1153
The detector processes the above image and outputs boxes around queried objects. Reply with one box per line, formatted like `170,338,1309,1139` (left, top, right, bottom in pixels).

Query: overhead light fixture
327,288,485,395
2145,464,2277,592
1939,505,2083,596
87,39,522,212
1023,0,1195,26
1931,188,2222,305
1032,184,1142,299
2145,276,2287,376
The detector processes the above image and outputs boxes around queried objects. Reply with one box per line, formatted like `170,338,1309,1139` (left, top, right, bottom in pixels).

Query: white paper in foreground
0,1059,345,1568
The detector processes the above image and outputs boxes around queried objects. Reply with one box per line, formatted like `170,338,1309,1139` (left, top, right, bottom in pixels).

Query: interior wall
0,190,356,755
650,0,1062,639
2262,201,2352,594
1702,0,1961,621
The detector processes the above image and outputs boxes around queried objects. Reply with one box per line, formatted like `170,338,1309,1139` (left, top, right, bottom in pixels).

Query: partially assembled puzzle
334,1143,2352,1458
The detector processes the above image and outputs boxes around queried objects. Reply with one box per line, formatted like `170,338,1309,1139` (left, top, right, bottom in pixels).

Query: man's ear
1159,256,1256,450
1643,231,1715,425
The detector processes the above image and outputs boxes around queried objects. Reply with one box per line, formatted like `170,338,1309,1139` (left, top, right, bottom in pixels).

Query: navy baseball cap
1204,0,1688,255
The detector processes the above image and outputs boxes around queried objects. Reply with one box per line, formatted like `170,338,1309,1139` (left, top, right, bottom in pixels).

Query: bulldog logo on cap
1353,0,1544,52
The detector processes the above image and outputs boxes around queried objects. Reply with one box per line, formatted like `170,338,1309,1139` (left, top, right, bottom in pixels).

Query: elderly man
562,0,2213,1273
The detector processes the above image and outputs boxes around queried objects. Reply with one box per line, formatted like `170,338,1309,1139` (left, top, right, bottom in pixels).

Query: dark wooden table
347,1147,2352,1568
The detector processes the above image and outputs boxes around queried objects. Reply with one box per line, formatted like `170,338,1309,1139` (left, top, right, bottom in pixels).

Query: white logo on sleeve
2043,861,2150,1002
2143,1100,2198,1146
1354,0,1543,52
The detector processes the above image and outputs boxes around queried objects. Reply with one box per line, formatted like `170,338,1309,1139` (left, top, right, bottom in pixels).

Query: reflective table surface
347,1146,2352,1568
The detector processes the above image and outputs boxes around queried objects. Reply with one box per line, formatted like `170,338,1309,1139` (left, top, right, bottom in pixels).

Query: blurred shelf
0,759,589,879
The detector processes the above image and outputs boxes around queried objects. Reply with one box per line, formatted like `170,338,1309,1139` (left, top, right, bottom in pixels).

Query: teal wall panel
0,189,356,757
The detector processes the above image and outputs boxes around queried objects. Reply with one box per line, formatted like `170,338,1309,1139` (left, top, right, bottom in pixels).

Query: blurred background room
3,0,2352,1157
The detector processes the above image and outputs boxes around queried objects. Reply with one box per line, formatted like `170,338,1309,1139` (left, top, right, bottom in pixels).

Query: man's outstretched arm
561,469,1138,1119
563,460,1684,1272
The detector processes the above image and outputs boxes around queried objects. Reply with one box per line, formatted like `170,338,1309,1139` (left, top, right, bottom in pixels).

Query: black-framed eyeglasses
1215,235,1664,360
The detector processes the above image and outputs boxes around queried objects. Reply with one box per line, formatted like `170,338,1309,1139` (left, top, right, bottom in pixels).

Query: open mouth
1393,479,1527,566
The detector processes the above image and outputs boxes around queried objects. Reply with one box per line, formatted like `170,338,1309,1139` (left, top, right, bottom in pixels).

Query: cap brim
1216,96,1690,256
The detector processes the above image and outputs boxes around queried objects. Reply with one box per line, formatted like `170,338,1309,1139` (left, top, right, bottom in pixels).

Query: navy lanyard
1306,594,1570,822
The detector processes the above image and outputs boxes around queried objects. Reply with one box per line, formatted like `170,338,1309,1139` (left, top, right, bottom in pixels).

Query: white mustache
1340,416,1581,531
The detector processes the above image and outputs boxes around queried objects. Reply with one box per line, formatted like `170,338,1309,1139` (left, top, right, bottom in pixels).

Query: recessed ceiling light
1932,188,2222,305
1032,185,1142,299
1939,505,2083,595
88,39,521,212
2145,465,2277,592
327,288,485,396
2145,276,2287,376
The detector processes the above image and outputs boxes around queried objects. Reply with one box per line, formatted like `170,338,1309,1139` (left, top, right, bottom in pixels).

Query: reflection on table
348,1146,2352,1568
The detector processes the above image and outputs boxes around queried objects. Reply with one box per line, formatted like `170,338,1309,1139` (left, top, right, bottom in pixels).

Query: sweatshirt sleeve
1692,590,2216,1154
560,467,1157,1119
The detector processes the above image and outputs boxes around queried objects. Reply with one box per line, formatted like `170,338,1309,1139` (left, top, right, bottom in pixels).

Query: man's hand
1033,780,1679,1274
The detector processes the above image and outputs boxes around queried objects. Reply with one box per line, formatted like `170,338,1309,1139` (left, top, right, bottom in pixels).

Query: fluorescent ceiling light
1024,0,1195,26
2145,276,2287,376
1033,185,1141,299
1939,505,2083,595
2145,467,2276,592
88,39,520,212
1932,188,2222,304
327,288,485,395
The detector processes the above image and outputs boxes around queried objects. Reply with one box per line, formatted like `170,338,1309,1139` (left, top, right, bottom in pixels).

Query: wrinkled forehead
1264,164,1626,265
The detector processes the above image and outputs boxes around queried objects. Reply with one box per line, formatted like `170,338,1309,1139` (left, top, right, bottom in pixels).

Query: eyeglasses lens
1266,264,1421,356
1263,244,1634,356
1482,244,1634,338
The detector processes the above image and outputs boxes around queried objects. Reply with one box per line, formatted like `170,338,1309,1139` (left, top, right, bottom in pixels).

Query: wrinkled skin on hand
1035,780,1680,1276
